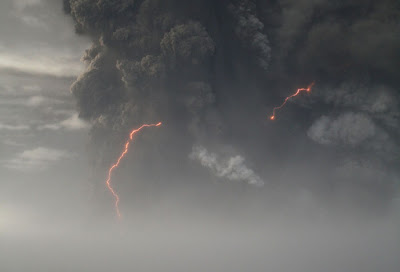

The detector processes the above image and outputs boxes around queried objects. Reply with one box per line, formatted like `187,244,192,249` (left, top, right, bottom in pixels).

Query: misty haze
1,0,399,271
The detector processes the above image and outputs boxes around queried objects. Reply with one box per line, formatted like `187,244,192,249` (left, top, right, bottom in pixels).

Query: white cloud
39,113,89,131
59,113,88,130
20,15,47,29
12,0,47,29
25,95,64,107
307,113,376,146
13,0,42,11
0,123,30,131
190,145,264,187
0,95,67,109
22,85,41,92
307,112,399,160
25,95,48,106
3,147,72,172
2,139,23,147
0,53,86,78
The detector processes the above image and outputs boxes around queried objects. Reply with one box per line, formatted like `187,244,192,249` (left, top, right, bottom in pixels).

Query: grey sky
0,0,89,76
0,0,91,227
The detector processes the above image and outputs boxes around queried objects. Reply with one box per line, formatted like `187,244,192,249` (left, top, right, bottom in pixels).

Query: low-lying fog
2,188,399,272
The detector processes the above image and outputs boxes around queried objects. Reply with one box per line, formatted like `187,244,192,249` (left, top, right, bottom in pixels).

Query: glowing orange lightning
105,122,162,218
270,82,315,120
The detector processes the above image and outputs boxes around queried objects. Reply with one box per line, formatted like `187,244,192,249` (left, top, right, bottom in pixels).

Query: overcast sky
0,0,91,228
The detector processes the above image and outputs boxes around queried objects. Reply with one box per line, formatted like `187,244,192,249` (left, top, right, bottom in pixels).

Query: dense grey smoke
63,0,400,215
229,0,271,70
307,112,398,160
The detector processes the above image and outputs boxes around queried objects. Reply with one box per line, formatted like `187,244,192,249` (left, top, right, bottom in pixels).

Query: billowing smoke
307,112,398,160
63,0,400,213
229,0,271,70
190,145,264,187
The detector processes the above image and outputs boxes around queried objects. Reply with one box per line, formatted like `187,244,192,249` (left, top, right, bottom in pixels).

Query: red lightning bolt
270,82,315,120
105,122,162,218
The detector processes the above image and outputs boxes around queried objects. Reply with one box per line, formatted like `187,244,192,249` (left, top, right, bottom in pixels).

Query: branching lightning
270,82,315,120
105,122,162,218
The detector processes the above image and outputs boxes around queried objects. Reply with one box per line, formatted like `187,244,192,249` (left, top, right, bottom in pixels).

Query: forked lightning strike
105,122,162,218
270,82,315,120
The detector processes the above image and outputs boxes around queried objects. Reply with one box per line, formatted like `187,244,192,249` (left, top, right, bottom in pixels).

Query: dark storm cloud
269,0,400,201
313,83,400,130
64,0,400,206
229,0,271,70
183,81,217,137
160,21,215,66
116,55,165,89
71,48,125,120
305,83,400,163
272,0,400,79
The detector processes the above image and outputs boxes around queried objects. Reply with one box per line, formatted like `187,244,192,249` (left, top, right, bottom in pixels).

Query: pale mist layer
2,178,400,272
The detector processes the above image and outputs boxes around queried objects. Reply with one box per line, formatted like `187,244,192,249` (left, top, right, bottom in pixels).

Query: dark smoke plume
64,0,400,213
